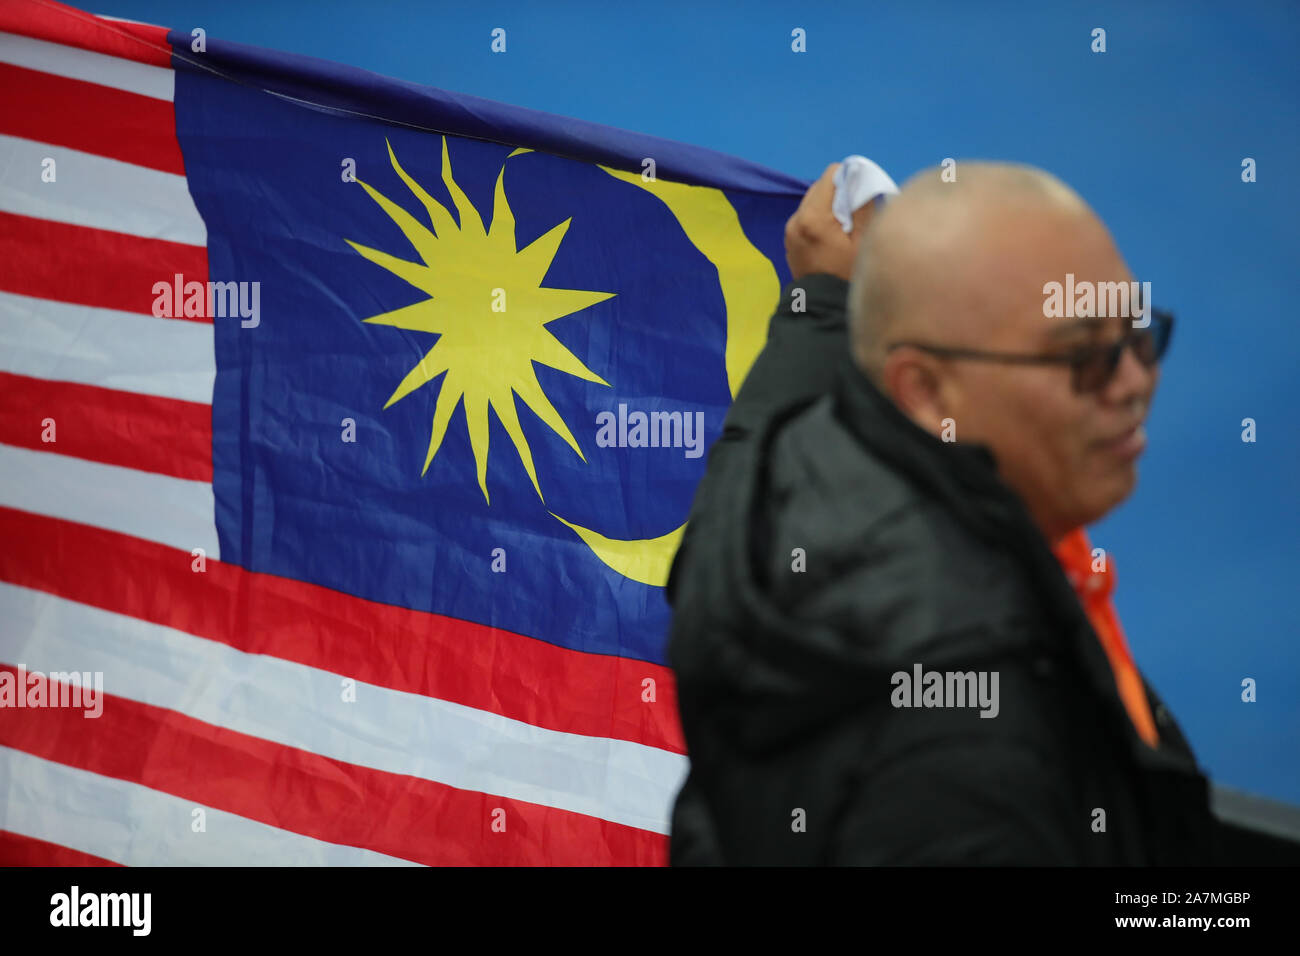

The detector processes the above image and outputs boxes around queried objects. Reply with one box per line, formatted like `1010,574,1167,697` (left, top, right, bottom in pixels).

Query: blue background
100,0,1299,805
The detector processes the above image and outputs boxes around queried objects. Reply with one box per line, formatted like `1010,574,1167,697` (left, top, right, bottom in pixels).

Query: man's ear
881,349,950,438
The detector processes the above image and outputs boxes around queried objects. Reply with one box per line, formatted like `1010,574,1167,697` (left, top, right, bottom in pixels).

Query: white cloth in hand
831,155,899,233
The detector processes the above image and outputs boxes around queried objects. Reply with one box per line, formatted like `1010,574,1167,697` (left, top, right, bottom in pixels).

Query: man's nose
1101,337,1156,405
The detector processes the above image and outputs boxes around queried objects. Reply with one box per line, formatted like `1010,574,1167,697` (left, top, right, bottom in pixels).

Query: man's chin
1077,465,1139,526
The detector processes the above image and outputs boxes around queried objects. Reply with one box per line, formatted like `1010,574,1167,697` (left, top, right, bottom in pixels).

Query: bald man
665,161,1217,865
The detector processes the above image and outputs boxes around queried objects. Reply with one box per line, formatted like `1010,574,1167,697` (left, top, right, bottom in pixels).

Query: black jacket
665,273,1218,865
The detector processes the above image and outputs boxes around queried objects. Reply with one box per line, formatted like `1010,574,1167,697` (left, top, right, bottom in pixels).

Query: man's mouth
1098,423,1147,461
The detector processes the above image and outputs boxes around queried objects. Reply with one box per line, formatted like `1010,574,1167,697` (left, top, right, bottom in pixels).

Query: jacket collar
830,352,1197,770
830,350,1024,545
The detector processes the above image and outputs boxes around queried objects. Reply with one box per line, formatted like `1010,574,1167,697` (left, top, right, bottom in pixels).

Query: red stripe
0,509,686,755
0,667,668,866
0,63,184,175
0,0,171,67
0,373,212,481
0,213,209,319
0,830,122,866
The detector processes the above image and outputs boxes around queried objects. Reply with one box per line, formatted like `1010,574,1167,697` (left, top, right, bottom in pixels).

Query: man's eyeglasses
885,309,1174,394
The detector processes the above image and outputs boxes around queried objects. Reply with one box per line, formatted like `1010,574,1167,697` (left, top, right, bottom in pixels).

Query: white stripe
0,291,215,403
97,15,167,28
0,30,172,100
0,134,204,245
0,748,418,866
0,583,688,835
0,446,218,557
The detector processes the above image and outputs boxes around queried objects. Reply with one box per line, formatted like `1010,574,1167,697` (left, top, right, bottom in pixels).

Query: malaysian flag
0,1,805,864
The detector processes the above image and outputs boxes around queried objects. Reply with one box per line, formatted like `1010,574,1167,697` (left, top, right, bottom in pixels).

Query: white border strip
0,291,215,403
0,446,219,558
0,134,205,246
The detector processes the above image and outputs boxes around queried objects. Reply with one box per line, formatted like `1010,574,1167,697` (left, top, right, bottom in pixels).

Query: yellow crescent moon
550,166,782,586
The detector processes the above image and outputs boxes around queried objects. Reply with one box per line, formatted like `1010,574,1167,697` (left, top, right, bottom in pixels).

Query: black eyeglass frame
884,308,1174,394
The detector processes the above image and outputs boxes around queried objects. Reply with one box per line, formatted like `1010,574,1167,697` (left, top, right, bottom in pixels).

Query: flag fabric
0,0,806,864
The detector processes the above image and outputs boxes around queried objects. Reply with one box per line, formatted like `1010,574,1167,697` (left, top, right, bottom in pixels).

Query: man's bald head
842,161,1160,542
848,163,1101,382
